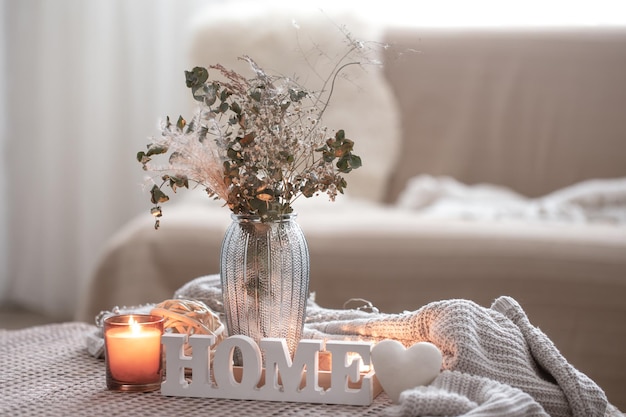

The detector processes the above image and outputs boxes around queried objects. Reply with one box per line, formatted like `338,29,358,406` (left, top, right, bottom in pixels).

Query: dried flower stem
138,24,384,227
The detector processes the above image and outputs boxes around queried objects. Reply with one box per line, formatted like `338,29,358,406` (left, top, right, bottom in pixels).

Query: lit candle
104,314,164,392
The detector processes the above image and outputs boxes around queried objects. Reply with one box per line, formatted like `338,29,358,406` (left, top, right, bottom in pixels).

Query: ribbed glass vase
220,213,310,360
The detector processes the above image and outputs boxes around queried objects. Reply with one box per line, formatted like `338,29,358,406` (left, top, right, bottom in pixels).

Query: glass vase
220,213,310,361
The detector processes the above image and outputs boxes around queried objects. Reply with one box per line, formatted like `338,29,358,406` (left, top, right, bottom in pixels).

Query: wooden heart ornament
371,340,443,403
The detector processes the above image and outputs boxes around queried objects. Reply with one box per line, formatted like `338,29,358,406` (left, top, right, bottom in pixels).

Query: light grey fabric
397,176,626,225
306,296,609,417
492,297,605,417
387,371,549,417
175,276,621,416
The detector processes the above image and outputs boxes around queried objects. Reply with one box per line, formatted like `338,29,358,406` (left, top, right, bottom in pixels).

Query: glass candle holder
104,314,165,392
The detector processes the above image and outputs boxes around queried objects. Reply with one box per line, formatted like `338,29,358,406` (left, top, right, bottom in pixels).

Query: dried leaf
150,185,170,204
185,67,209,88
240,132,256,146
146,144,168,157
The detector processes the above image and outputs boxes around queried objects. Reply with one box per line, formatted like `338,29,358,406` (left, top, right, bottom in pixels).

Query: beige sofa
78,5,626,409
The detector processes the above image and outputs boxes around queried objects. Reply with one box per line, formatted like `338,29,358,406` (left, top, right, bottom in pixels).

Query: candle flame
129,316,141,335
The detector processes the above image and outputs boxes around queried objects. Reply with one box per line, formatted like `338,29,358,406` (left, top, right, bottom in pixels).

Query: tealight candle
104,314,164,392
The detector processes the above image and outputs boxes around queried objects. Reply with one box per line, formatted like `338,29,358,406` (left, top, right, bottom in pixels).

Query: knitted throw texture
173,275,621,417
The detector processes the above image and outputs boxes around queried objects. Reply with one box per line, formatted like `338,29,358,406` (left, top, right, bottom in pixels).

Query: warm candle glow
104,314,164,392
128,317,141,334
347,352,371,373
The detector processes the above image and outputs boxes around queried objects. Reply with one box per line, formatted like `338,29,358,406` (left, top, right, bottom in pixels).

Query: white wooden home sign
161,334,381,405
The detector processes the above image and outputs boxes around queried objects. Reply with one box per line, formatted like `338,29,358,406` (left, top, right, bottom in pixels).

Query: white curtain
0,1,7,305
1,0,218,319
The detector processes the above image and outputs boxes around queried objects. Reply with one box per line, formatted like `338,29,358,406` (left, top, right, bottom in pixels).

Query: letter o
213,335,262,390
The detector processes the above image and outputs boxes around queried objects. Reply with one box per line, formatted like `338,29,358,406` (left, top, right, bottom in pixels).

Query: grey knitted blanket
175,275,621,417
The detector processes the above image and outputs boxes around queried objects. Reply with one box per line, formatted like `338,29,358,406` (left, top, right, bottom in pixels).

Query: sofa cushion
397,175,626,224
383,26,626,203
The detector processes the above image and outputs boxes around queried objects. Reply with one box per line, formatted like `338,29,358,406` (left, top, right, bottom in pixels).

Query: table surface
0,322,392,417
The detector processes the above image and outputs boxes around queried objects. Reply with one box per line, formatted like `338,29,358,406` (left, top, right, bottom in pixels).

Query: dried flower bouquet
138,31,374,228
